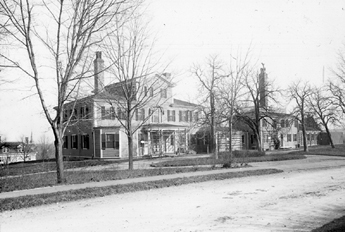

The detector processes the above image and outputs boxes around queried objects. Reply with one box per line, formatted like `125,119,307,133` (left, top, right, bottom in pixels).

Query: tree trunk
53,133,65,183
128,133,134,170
210,94,217,159
256,131,262,152
324,125,335,149
301,118,308,152
228,116,233,160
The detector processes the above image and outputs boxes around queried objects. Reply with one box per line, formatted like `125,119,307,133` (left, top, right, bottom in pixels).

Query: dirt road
1,155,345,232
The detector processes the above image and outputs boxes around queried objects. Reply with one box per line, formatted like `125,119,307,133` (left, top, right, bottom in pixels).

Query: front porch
140,124,192,157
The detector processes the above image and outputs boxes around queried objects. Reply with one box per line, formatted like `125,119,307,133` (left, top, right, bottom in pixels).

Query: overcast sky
1,0,345,141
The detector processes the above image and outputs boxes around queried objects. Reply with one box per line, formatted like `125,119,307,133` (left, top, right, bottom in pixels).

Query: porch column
173,131,176,154
160,129,164,156
185,129,188,152
148,131,151,156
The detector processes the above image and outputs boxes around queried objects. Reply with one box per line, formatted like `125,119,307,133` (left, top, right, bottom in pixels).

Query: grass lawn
0,167,222,193
0,159,121,177
0,168,282,212
290,144,345,157
151,153,306,167
312,215,345,232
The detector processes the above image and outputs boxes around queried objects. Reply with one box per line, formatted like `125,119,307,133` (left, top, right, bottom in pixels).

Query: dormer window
150,87,153,97
161,88,167,98
74,108,78,120
294,120,298,128
80,107,84,119
63,110,68,122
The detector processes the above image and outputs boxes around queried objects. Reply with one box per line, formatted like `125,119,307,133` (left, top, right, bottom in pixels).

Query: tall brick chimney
259,64,268,108
94,51,104,94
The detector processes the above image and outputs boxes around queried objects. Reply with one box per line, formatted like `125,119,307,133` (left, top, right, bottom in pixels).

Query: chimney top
162,72,171,79
96,51,102,59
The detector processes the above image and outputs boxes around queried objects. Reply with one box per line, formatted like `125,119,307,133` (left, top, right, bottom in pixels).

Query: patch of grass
0,168,283,212
0,167,217,193
290,144,345,157
230,150,265,157
151,153,306,167
0,160,120,177
312,215,345,232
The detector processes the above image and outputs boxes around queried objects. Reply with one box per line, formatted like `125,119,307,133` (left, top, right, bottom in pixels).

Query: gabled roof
172,99,199,108
242,108,293,119
63,73,175,107
0,142,22,149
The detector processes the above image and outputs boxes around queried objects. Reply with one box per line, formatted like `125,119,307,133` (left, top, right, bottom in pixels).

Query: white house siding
0,153,36,164
299,131,319,147
63,68,199,159
260,116,300,150
218,131,247,152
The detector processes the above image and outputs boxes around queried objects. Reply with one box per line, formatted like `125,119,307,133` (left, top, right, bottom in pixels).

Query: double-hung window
102,133,120,150
63,136,68,149
71,135,78,149
81,134,90,149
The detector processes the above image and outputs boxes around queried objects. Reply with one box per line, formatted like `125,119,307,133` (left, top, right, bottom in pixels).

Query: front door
163,133,175,153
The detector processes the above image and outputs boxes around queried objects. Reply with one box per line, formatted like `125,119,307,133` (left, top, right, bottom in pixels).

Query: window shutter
150,88,153,97
110,107,115,120
194,112,199,122
172,110,175,121
64,136,68,149
101,106,106,120
167,110,170,122
76,135,78,149
74,109,78,119
189,111,192,122
179,111,182,122
115,134,120,149
101,134,106,150
117,107,121,120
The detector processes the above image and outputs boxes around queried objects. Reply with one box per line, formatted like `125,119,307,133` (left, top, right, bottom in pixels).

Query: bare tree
218,52,249,157
308,87,339,148
19,135,35,162
36,134,55,161
100,14,169,170
287,80,312,152
0,0,136,183
236,64,279,152
330,47,345,115
191,55,225,159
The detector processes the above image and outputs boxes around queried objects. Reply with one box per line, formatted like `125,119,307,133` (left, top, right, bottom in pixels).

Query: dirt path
1,155,345,232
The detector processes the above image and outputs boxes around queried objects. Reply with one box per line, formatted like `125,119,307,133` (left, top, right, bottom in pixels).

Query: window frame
63,135,69,149
101,106,106,120
287,134,292,142
71,134,78,149
81,134,90,150
101,133,120,150
161,88,167,98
